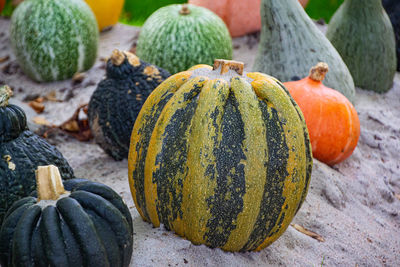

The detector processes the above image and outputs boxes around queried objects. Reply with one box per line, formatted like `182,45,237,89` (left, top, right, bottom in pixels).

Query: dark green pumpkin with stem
0,86,74,225
88,50,170,160
0,165,133,267
326,0,396,93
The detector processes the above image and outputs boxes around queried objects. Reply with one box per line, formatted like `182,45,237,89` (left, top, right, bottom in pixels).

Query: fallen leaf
72,72,86,84
395,194,400,201
45,91,62,102
33,116,51,126
291,224,325,242
28,101,45,113
0,55,10,63
58,104,92,141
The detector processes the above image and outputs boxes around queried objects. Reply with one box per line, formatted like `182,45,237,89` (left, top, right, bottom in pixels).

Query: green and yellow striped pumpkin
128,59,313,252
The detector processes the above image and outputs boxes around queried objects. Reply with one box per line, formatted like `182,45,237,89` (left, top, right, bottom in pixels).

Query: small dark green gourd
253,0,355,102
0,165,133,267
382,0,400,71
0,86,74,225
88,50,170,161
327,0,396,93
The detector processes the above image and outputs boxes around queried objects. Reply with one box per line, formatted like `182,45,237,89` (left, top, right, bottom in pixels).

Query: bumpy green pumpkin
88,50,170,161
0,86,74,225
10,0,99,82
0,165,133,267
253,0,355,102
136,4,233,74
128,60,313,252
326,0,396,93
383,0,400,71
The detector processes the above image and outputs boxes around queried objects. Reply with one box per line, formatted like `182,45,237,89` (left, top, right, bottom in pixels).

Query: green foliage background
306,0,344,23
1,0,345,26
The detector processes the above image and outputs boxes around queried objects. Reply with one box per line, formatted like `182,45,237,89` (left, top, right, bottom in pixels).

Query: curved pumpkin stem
309,62,329,82
180,4,191,15
36,165,68,201
213,59,244,75
0,85,13,107
110,49,140,67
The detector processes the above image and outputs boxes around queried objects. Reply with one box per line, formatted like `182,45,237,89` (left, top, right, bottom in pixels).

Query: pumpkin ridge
71,182,133,233
84,209,121,266
0,202,34,267
241,99,289,251
128,72,191,222
12,205,42,267
221,77,269,251
182,79,230,245
56,197,109,267
59,216,84,266
70,191,132,266
251,78,310,250
40,206,69,266
144,76,207,228
71,191,132,266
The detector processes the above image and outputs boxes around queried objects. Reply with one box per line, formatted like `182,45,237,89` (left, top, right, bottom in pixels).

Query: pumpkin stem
213,59,244,75
110,49,126,66
35,165,68,201
0,85,13,107
180,4,191,15
309,62,329,82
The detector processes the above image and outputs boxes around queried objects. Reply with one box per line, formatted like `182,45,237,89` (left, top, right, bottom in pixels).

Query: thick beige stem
309,62,329,82
213,59,244,75
0,85,13,107
35,165,67,201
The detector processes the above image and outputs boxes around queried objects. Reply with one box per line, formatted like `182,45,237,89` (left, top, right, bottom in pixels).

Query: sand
0,18,399,266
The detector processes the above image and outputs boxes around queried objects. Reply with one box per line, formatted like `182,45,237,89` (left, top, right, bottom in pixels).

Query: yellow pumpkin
85,0,124,31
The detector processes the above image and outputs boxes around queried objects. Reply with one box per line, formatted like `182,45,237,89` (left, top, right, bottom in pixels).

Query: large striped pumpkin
128,59,313,252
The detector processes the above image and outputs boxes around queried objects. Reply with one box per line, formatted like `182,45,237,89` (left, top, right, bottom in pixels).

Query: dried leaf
45,91,62,102
28,101,45,113
58,104,92,141
0,56,10,63
72,72,86,84
33,116,51,126
291,224,325,242
395,194,400,201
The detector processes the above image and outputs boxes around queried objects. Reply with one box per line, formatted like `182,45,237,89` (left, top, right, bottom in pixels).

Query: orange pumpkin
189,0,309,37
284,63,360,166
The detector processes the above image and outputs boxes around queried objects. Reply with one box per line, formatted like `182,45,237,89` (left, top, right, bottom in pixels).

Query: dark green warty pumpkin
0,86,74,225
128,60,313,252
0,165,133,267
88,50,170,160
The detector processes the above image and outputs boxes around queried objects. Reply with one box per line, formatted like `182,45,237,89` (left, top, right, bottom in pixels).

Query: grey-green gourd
326,0,396,93
253,0,355,102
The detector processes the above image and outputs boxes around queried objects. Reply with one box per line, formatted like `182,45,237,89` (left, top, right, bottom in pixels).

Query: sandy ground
1,18,400,266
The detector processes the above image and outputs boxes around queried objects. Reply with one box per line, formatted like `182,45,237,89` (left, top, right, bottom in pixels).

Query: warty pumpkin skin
128,59,313,252
253,0,355,102
0,166,133,267
88,50,170,160
326,0,396,93
136,4,233,74
0,86,74,225
383,0,400,71
284,63,360,166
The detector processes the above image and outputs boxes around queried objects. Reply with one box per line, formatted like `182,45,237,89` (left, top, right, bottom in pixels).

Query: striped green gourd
326,0,396,93
10,0,99,82
136,4,232,74
253,0,355,102
128,59,313,252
